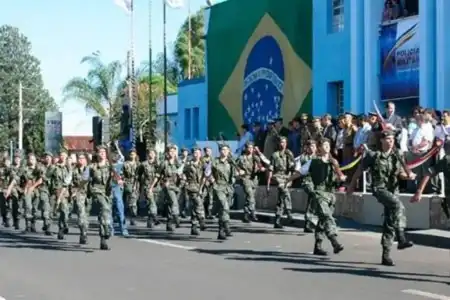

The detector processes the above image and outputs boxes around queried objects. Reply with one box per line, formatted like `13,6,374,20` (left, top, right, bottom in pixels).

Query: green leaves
0,25,57,154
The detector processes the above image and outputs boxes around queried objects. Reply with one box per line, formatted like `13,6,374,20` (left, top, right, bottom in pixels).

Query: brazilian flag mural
206,0,312,138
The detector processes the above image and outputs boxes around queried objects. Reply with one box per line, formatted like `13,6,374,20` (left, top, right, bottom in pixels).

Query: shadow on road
0,230,96,253
193,248,450,285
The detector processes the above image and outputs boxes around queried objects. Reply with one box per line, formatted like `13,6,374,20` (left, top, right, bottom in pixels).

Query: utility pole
18,81,23,151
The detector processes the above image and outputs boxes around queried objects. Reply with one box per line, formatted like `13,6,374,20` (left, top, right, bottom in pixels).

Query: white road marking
136,239,196,250
402,289,450,300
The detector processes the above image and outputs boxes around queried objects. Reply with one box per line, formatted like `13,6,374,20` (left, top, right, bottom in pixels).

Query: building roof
63,136,94,151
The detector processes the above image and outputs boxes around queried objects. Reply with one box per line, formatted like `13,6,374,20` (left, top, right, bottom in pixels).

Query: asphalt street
0,217,448,300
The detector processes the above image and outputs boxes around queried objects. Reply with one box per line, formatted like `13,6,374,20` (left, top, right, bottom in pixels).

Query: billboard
380,18,419,101
44,111,62,154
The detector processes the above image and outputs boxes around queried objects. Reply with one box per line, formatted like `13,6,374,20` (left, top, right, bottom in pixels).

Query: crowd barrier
234,186,449,230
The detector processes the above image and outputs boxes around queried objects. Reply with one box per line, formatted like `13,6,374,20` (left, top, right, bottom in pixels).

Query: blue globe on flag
242,35,285,127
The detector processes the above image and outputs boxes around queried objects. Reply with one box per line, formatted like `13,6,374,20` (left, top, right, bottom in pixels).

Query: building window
193,107,199,140
184,108,191,139
335,81,344,114
331,0,344,33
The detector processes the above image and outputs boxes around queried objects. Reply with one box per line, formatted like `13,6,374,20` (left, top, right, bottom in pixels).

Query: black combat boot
217,221,227,240
242,213,251,223
396,230,414,250
25,219,31,232
174,215,181,228
286,210,294,224
130,218,136,226
330,235,344,254
313,240,328,256
100,237,109,250
190,224,199,236
79,232,88,245
147,216,154,228
13,219,20,230
199,218,206,231
57,228,65,240
166,219,174,232
63,226,69,234
304,221,314,233
224,221,233,237
381,247,395,266
30,220,37,233
250,212,258,222
273,215,283,229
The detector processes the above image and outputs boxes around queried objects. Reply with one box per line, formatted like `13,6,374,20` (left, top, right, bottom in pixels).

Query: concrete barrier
234,186,450,230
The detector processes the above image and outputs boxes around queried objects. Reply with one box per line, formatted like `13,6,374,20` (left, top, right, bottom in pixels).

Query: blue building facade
313,0,450,117
176,77,208,149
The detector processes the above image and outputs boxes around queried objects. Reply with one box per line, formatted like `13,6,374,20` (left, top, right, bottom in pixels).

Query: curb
229,211,450,249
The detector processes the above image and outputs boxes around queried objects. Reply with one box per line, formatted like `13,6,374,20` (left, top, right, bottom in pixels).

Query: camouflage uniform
138,157,160,228
362,133,413,266
182,156,206,235
89,161,113,250
236,144,261,222
123,159,139,225
71,165,90,244
201,155,214,219
299,152,317,232
0,162,10,227
270,140,295,228
7,163,22,229
51,162,71,239
36,163,53,235
211,147,235,240
179,151,190,218
157,157,182,231
21,164,41,232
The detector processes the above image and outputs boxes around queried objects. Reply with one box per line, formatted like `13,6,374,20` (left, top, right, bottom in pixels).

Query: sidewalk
229,210,450,249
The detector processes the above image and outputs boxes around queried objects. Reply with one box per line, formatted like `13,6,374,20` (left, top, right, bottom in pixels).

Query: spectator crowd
382,0,418,23
236,101,450,194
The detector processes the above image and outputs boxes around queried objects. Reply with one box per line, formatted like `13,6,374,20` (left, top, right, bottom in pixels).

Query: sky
0,0,220,136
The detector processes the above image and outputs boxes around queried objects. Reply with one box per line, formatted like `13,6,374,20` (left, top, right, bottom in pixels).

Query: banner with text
380,18,419,101
45,111,62,154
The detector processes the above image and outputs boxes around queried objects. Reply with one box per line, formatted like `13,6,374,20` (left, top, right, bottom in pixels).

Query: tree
117,73,176,143
174,9,206,79
62,52,123,140
152,51,182,86
0,25,57,154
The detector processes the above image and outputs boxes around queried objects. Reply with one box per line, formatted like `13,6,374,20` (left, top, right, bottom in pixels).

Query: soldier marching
0,112,446,268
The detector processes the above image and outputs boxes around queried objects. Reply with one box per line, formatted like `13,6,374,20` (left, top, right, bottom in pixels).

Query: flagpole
148,0,153,145
130,0,137,151
163,0,168,148
187,0,191,79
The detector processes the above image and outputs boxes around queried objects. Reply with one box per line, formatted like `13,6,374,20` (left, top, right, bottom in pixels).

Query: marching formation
0,126,448,267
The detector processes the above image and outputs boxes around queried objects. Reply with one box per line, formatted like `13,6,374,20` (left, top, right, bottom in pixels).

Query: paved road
0,218,448,300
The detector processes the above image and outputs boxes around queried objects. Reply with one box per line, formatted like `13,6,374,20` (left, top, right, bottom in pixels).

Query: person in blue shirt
109,141,128,237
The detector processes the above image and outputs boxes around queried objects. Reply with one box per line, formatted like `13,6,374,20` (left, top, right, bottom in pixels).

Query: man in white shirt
353,114,372,152
407,113,435,192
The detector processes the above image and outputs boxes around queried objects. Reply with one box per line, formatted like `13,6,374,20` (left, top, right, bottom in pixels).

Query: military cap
96,145,106,151
345,112,357,118
191,146,201,153
312,116,321,121
300,113,308,119
267,119,275,124
357,113,367,120
13,152,21,158
381,130,395,138
203,146,211,151
44,151,53,157
275,117,283,123
279,136,288,142
305,139,317,146
244,141,254,147
166,144,177,150
180,147,189,152
218,143,229,150
129,148,137,153
368,112,378,117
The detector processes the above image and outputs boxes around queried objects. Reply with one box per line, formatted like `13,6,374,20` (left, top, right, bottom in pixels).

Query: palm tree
62,52,123,118
174,9,205,79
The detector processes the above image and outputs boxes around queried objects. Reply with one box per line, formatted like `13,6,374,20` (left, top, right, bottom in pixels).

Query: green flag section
206,0,312,139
